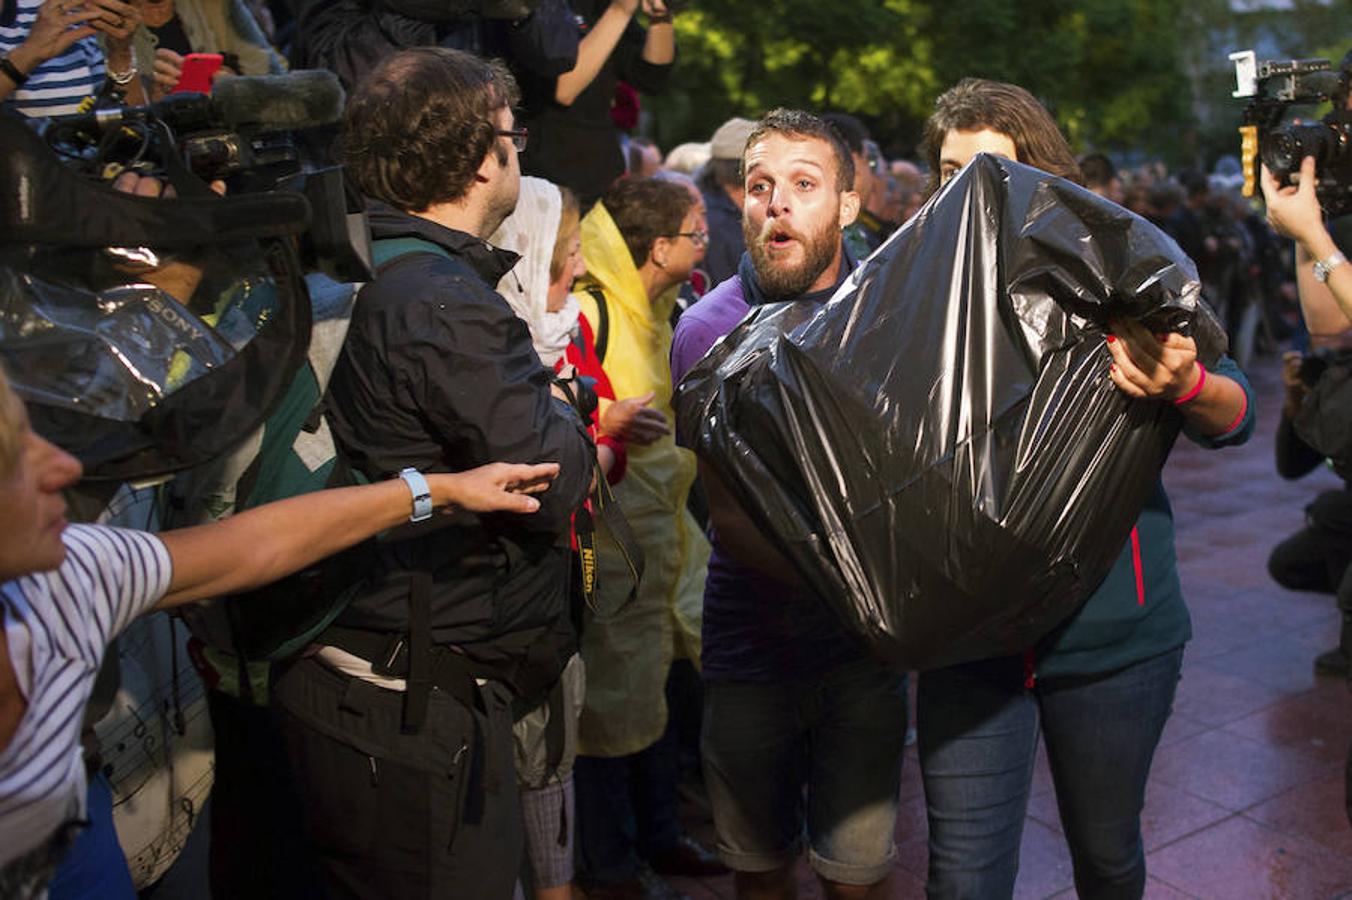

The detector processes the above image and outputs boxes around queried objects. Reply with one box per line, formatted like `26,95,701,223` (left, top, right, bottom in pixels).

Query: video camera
40,70,372,283
1231,49,1352,218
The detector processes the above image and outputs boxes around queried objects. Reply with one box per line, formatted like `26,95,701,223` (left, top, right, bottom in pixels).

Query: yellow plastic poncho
574,202,710,758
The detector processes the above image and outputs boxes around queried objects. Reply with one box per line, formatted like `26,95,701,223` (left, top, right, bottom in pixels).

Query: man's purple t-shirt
671,268,864,684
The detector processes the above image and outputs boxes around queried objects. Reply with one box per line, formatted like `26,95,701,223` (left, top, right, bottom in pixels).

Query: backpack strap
371,236,454,272
585,285,610,365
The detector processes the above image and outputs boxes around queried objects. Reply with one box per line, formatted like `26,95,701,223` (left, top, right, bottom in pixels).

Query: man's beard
483,150,520,238
743,208,840,300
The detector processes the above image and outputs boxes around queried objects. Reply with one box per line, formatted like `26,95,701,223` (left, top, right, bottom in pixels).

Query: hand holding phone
172,52,224,94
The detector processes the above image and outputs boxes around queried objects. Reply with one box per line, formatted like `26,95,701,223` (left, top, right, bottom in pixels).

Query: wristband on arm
1172,362,1206,406
0,55,28,86
398,467,433,522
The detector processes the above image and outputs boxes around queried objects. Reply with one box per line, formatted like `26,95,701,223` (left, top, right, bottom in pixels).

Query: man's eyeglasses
497,128,529,152
672,228,709,248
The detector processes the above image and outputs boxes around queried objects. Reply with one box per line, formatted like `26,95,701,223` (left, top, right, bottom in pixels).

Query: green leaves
648,0,1348,168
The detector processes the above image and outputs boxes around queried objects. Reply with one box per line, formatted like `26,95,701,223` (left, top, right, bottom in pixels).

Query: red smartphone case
172,53,225,94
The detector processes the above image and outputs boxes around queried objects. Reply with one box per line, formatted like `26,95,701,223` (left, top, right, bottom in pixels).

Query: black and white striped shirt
0,525,170,871
0,0,106,118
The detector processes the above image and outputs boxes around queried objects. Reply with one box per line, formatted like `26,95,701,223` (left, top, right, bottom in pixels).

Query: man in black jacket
269,47,595,900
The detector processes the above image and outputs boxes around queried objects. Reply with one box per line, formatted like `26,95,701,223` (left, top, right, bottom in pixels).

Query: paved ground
669,351,1352,900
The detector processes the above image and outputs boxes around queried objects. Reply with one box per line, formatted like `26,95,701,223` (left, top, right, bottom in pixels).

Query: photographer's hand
87,0,138,43
1263,158,1331,252
108,173,225,304
110,171,227,198
1263,157,1352,336
1,1,101,100
1282,350,1309,420
151,48,183,100
88,0,146,104
1106,319,1248,436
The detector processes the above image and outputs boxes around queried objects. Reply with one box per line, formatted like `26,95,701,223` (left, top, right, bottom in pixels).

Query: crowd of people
0,2,1349,898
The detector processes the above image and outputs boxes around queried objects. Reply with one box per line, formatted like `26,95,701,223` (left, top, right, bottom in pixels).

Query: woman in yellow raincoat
571,177,720,892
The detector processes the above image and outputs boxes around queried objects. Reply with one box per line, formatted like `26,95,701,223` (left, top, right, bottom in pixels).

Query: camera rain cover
0,115,312,481
675,154,1226,671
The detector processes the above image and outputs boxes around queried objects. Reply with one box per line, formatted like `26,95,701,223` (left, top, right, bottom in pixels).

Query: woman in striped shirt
0,364,561,897
0,0,145,118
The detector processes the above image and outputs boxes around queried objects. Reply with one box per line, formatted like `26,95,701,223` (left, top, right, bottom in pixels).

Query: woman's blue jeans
917,646,1184,900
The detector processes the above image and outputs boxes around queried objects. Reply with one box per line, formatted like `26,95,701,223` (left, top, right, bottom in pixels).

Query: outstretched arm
153,462,558,609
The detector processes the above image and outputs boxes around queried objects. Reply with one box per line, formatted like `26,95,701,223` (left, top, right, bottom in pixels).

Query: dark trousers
574,668,683,886
206,689,319,899
1268,489,1352,595
270,656,523,900
918,647,1184,900
1269,488,1352,663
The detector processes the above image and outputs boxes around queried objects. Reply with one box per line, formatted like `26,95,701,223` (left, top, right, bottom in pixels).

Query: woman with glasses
915,78,1255,900
570,177,727,896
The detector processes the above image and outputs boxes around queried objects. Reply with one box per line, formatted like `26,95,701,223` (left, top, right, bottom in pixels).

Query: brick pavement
667,350,1352,900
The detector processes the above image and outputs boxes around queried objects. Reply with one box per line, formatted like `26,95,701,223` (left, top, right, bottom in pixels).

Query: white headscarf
491,176,581,368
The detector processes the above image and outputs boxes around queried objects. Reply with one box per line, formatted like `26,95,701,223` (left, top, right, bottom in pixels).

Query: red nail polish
1106,335,1116,343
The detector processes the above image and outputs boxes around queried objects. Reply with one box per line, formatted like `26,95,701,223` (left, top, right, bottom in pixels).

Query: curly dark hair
744,108,855,193
921,78,1083,197
340,47,520,212
601,178,696,269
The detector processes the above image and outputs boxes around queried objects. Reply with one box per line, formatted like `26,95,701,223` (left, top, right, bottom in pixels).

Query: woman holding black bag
915,78,1255,900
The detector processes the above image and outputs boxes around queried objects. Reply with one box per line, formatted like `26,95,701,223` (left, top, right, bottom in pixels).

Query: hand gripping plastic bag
675,154,1226,671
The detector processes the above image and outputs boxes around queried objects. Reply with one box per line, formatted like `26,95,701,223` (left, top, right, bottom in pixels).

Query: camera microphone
209,70,346,133
62,69,346,136
1294,70,1343,99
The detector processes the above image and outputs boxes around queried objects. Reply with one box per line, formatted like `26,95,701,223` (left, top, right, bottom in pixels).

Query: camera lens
1262,124,1336,179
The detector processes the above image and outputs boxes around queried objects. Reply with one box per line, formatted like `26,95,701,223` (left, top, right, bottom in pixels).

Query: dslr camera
1231,49,1352,218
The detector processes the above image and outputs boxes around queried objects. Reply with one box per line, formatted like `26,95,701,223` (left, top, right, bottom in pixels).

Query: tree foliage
647,0,1347,168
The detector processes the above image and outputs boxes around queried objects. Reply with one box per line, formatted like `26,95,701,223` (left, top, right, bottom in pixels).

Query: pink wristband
1172,362,1206,405
1221,394,1248,435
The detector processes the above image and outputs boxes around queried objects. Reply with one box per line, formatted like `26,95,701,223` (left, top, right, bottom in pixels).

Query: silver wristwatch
398,467,433,522
1314,251,1348,284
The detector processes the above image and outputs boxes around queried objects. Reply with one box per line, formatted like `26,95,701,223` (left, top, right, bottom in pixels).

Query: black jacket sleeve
503,0,580,79
393,274,595,533
1276,412,1325,480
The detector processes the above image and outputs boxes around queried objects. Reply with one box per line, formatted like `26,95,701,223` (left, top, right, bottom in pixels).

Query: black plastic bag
675,154,1226,671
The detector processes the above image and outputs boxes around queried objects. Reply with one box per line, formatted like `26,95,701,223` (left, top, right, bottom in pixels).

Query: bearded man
670,109,909,900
